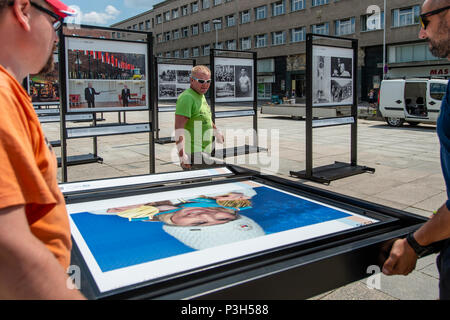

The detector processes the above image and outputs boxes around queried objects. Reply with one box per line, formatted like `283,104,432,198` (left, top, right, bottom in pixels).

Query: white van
379,78,448,126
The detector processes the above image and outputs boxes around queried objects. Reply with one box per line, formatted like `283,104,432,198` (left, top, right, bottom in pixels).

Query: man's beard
39,44,57,74
429,19,450,59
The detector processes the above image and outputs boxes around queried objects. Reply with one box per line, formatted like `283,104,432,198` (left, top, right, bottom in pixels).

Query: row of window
155,0,334,25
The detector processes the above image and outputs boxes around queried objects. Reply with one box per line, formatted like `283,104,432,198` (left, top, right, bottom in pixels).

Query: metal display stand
210,49,266,159
290,34,374,184
58,24,155,182
61,164,430,300
154,57,196,144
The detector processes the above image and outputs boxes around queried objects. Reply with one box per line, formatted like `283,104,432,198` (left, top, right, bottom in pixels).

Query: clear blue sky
65,0,161,26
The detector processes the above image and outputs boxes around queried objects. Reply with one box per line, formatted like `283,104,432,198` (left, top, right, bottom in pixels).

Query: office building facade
111,0,449,101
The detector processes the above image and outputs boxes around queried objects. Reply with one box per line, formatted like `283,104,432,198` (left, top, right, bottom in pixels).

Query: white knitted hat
162,215,265,250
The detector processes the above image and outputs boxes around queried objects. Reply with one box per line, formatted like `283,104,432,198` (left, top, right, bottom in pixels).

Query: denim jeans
437,239,450,300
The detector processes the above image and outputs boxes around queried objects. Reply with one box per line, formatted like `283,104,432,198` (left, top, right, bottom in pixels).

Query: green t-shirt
175,88,213,154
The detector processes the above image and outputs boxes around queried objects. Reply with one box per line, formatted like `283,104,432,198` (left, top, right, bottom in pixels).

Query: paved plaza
42,105,445,300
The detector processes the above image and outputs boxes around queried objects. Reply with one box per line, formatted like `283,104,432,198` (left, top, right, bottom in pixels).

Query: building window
226,15,235,27
291,0,304,12
165,52,171,58
240,37,252,50
164,11,170,21
241,10,250,24
182,27,189,38
272,1,285,16
203,44,211,56
156,15,162,24
312,0,329,7
202,0,210,9
191,24,199,36
255,5,267,20
191,1,199,13
156,33,163,43
360,11,384,31
181,5,189,16
164,31,171,41
173,50,180,58
255,34,268,48
335,17,355,35
388,43,442,63
311,22,329,35
202,21,211,32
392,6,420,27
145,20,151,29
213,18,222,30
173,29,180,40
290,26,306,43
272,31,286,45
214,42,223,49
226,39,236,50
183,48,190,58
192,47,200,57
133,24,137,30
214,0,222,5
172,8,179,19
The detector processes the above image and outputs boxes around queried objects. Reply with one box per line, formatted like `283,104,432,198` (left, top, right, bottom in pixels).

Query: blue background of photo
71,186,350,272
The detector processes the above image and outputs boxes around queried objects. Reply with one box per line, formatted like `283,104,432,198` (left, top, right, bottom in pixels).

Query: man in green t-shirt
175,65,224,169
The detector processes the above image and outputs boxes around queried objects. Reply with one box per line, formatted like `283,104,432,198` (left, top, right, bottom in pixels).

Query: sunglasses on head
191,76,211,84
420,5,450,29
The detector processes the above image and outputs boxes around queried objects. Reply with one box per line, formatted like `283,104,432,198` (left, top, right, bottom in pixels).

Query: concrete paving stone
373,271,439,300
375,182,442,207
411,192,448,212
314,281,397,300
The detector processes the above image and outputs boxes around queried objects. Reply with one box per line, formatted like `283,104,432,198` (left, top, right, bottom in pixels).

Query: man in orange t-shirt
0,0,84,299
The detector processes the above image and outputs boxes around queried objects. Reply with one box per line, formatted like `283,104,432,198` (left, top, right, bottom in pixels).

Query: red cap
44,0,76,18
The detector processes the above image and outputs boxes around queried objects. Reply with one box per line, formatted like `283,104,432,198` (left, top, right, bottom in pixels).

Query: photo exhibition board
214,57,254,103
67,179,379,293
157,63,192,100
312,45,354,107
65,37,149,112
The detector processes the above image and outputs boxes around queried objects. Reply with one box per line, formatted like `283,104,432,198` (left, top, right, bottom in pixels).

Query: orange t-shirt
0,65,71,269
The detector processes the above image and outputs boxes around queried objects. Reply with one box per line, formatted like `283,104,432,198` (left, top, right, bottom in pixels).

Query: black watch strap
406,233,429,258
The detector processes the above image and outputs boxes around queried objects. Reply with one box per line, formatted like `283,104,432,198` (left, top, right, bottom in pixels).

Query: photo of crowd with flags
67,49,146,81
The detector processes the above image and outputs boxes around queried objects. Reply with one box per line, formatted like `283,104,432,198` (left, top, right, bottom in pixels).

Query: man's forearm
414,202,450,246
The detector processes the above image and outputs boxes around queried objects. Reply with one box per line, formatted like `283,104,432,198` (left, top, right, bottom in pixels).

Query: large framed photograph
65,37,149,112
157,64,192,100
214,57,254,103
29,53,60,106
312,45,353,107
67,179,381,294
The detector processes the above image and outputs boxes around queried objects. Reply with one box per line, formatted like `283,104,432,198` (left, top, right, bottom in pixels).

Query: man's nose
418,27,427,39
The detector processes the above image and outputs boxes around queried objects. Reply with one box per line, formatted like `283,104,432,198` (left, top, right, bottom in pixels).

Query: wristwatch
406,233,430,258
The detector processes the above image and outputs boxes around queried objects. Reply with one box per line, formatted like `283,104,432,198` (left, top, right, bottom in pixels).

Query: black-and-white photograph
157,64,192,100
331,79,353,104
214,57,254,103
215,65,234,82
159,84,176,98
177,70,190,83
312,45,353,107
331,57,352,78
235,66,252,98
159,69,176,82
313,55,331,104
216,82,235,98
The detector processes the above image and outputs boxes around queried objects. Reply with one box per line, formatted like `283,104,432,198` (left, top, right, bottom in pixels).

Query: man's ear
12,0,32,32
